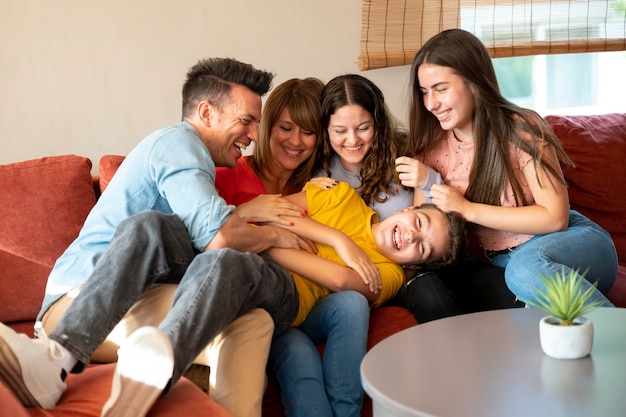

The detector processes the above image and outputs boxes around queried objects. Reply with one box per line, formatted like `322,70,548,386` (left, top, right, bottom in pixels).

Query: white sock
34,321,79,378
57,346,78,378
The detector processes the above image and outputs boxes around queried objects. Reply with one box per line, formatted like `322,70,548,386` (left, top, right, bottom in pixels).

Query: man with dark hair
0,58,307,416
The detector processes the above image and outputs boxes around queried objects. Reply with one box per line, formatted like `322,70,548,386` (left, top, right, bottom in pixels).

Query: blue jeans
490,210,617,307
268,291,369,417
48,211,299,391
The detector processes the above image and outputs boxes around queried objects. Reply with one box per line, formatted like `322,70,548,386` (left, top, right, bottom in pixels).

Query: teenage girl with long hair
398,28,617,305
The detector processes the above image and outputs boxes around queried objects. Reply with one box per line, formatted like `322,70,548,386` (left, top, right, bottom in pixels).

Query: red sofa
0,153,418,417
98,156,419,417
1,112,624,417
546,113,626,307
0,155,233,417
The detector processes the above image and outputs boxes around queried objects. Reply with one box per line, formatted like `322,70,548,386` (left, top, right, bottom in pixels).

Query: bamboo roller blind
359,0,626,71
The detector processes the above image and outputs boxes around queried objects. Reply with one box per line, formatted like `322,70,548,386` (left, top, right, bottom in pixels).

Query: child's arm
275,190,382,293
268,247,381,303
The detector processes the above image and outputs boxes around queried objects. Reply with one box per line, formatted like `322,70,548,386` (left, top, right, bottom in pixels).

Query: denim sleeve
420,167,443,202
149,132,235,252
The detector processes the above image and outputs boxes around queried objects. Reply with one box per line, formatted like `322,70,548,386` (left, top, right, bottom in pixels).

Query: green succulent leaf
526,268,603,326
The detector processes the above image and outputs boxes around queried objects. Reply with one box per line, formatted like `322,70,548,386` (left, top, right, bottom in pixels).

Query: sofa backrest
546,113,626,264
0,155,96,324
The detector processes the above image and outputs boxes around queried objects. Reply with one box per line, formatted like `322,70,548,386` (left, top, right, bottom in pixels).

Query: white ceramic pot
539,316,594,359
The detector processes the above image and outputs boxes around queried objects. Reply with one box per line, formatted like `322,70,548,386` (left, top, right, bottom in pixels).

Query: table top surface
361,307,626,417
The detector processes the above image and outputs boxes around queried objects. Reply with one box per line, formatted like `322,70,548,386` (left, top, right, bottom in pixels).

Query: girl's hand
235,194,306,227
395,156,429,188
307,176,339,190
430,184,468,215
335,236,382,294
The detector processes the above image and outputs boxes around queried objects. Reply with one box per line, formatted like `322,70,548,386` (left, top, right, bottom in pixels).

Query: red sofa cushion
20,364,231,417
0,155,96,324
98,155,125,193
0,382,30,417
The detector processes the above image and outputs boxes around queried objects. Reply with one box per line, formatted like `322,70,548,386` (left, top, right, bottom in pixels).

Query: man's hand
236,194,306,226
270,226,317,254
206,214,315,253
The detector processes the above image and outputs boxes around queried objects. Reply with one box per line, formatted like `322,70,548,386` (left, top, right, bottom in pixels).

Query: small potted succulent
527,268,603,359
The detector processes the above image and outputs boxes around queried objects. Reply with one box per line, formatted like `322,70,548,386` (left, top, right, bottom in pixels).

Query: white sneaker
0,322,67,408
101,327,174,417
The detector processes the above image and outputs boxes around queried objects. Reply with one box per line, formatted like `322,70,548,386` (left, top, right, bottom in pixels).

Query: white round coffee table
361,307,626,417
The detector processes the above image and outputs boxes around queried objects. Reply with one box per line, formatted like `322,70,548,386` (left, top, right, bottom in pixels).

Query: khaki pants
42,284,273,417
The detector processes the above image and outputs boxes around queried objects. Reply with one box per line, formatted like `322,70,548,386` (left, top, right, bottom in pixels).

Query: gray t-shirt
314,154,414,220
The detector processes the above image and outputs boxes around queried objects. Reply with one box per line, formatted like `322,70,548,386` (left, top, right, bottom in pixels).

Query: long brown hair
251,77,324,194
316,74,408,205
408,29,573,206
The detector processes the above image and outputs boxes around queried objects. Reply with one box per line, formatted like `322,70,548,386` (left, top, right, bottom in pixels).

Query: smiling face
268,107,317,173
203,83,262,168
327,104,374,173
418,63,475,141
372,206,452,266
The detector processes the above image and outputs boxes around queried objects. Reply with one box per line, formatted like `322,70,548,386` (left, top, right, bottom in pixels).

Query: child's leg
299,291,369,417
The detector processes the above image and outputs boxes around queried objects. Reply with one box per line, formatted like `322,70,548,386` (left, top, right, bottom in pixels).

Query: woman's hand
395,156,429,188
235,194,306,227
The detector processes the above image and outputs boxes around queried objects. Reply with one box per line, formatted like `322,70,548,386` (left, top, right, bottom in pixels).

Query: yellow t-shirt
291,182,405,326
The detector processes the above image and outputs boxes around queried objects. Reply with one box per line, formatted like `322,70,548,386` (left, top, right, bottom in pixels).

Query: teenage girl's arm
268,247,381,302
395,156,441,206
430,146,570,234
269,190,382,293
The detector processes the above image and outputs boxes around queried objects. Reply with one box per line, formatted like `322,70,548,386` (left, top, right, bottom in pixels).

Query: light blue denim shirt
40,121,234,315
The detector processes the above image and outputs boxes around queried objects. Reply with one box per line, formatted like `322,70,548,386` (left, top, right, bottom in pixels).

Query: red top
215,156,267,206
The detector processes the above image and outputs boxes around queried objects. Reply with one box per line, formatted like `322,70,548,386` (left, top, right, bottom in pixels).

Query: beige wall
0,0,412,170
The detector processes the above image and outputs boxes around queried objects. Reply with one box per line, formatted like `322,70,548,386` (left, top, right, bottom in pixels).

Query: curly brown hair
315,74,410,206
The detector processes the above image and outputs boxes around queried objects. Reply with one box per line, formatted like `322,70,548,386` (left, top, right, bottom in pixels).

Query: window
360,0,626,115
360,0,626,71
494,51,626,115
